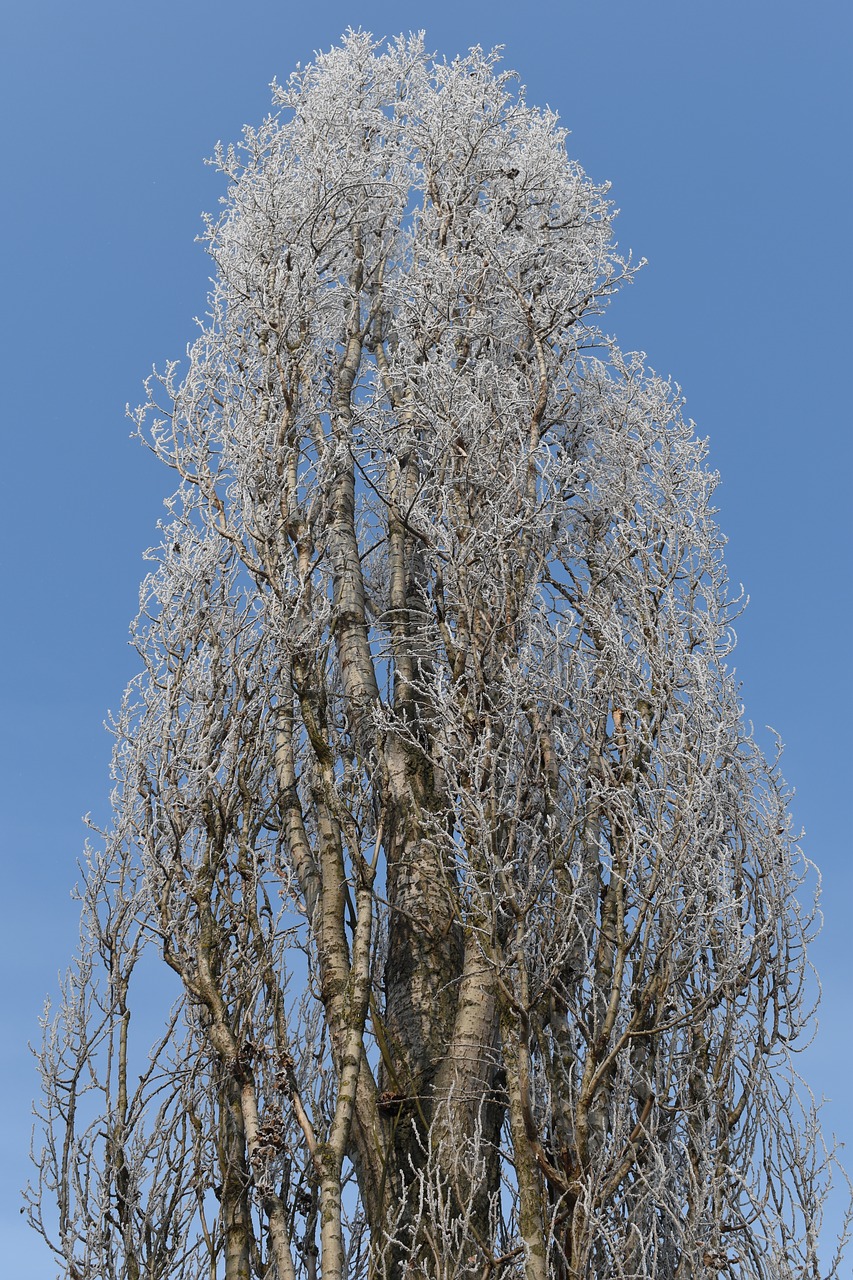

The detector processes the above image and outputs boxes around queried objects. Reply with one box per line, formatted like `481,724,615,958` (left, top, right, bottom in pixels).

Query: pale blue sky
2,2,850,1272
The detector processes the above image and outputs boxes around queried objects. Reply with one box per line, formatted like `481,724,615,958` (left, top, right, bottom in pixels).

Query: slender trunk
500,999,548,1280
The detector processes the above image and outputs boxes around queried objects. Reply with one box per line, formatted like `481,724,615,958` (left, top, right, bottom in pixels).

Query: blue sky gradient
2,2,850,1272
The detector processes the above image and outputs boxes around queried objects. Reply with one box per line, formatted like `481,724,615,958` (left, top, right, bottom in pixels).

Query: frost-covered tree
27,32,849,1280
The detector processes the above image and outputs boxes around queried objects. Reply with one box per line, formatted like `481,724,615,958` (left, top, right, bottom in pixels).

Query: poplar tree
27,32,849,1280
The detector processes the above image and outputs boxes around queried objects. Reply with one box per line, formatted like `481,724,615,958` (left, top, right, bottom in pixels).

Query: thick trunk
381,802,465,1265
220,1075,252,1280
430,931,501,1234
383,800,462,1110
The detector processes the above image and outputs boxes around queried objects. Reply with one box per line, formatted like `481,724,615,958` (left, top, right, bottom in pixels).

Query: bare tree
27,31,849,1280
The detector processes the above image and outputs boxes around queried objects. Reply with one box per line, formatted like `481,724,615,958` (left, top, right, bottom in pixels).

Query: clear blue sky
2,2,850,1272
